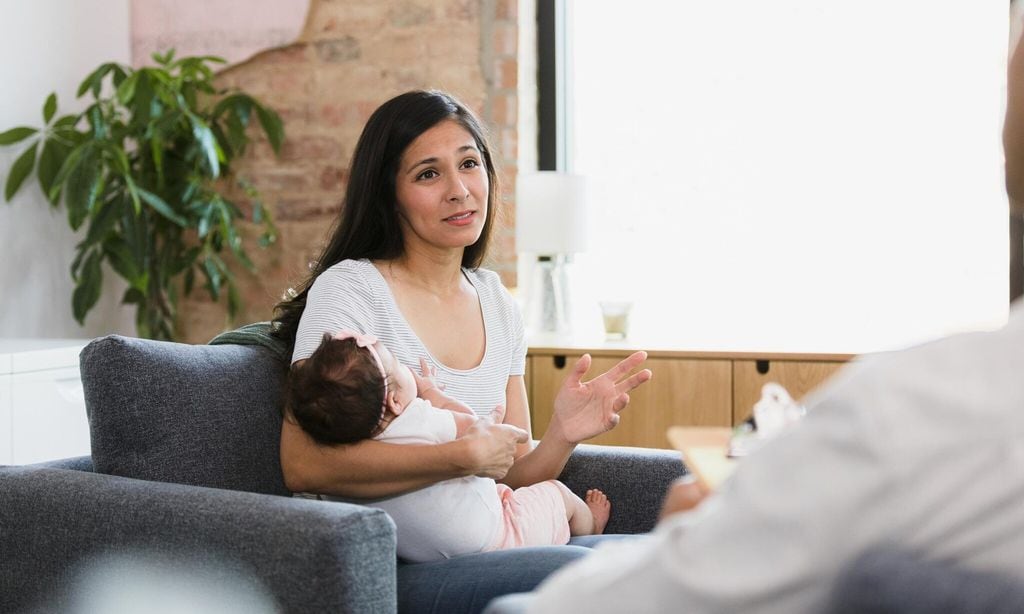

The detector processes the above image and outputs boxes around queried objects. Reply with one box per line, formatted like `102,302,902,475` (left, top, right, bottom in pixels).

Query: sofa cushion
827,544,1024,614
81,335,290,496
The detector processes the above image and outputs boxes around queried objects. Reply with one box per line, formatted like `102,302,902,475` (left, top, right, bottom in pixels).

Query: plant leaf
83,196,122,247
122,287,145,305
65,147,99,230
212,93,251,119
255,104,284,154
190,117,221,177
77,63,115,99
86,104,106,139
202,256,222,300
168,246,202,276
37,138,70,204
71,249,103,324
103,237,143,288
150,137,165,188
43,93,57,123
0,127,38,145
227,282,240,319
124,175,142,214
210,122,234,160
48,144,86,203
116,72,138,105
111,65,128,88
52,115,79,130
4,142,38,202
136,187,187,226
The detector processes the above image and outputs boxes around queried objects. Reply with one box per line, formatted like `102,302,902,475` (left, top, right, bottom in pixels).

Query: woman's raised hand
550,351,652,444
458,405,528,479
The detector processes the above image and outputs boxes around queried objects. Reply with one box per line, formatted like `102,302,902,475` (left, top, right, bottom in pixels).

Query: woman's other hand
458,409,528,479
550,351,652,444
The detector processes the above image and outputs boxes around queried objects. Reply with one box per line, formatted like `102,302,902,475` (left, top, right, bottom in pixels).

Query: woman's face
394,119,489,255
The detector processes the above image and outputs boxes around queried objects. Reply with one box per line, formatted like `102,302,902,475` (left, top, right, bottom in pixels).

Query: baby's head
287,331,416,445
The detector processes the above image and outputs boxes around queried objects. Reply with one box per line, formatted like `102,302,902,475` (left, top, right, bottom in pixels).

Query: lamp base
526,255,571,335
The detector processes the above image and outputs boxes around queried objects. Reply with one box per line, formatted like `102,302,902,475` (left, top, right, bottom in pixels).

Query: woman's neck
386,248,467,297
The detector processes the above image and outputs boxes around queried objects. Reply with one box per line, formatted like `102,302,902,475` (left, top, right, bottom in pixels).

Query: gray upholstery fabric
828,545,1024,614
0,465,396,614
558,444,685,534
30,454,93,472
81,335,290,495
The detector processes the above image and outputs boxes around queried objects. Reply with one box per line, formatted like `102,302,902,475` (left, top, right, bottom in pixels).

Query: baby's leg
553,481,611,536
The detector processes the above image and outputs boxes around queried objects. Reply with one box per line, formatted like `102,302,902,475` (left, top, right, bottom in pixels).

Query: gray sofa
0,334,685,613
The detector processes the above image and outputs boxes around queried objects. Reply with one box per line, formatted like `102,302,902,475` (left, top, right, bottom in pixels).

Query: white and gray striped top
293,259,526,418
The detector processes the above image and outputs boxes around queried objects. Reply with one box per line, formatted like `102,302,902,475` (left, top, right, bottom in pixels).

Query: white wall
0,0,135,339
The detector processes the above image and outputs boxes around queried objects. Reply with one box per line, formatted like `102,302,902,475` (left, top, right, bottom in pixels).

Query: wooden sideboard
526,342,854,450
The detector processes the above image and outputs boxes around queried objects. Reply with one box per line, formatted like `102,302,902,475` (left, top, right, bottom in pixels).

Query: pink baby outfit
488,481,571,551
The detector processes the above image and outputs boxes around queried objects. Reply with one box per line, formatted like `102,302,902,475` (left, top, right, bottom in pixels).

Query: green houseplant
0,51,283,340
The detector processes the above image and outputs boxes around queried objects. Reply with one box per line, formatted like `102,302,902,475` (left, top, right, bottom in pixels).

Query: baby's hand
413,357,444,396
488,404,507,425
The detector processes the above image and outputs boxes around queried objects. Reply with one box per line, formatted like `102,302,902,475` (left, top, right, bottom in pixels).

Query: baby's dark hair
286,333,387,445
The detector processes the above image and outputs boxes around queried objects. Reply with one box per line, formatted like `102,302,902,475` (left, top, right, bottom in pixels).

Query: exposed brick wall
168,0,519,342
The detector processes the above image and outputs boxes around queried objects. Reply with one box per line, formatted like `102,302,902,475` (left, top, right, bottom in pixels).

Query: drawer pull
756,360,770,375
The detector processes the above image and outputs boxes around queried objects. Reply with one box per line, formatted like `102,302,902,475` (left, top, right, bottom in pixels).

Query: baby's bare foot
586,489,612,534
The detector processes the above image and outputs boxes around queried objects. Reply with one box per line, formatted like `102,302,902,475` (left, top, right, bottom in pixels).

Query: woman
273,89,651,501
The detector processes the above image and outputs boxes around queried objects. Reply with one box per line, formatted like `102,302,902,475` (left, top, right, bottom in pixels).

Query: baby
287,330,611,563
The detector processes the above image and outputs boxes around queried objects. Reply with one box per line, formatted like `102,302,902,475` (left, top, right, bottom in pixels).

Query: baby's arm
448,410,478,439
413,357,475,415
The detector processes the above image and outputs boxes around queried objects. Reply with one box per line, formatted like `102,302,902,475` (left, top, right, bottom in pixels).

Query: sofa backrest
81,335,291,496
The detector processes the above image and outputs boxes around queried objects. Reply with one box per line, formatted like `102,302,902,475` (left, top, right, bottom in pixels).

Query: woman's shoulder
464,266,506,294
465,267,520,315
320,258,374,277
312,259,375,288
307,259,379,306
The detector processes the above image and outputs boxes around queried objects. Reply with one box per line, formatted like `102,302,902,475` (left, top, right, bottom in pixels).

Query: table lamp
516,172,588,334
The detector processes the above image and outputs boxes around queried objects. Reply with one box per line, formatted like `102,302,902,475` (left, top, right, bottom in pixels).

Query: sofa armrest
0,466,396,614
558,444,686,534
28,455,94,472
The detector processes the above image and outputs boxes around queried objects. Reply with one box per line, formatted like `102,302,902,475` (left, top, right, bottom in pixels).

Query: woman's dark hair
273,90,500,353
286,334,387,445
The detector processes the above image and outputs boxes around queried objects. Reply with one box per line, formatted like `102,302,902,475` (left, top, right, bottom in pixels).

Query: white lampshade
515,172,588,255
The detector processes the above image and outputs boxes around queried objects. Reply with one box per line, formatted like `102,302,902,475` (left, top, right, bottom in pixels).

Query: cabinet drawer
733,360,847,424
528,355,732,449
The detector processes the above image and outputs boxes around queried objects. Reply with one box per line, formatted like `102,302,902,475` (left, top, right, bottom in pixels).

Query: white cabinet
0,339,90,465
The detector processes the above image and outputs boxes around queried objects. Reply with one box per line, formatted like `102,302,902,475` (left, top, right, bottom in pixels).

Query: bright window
560,1,1010,353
